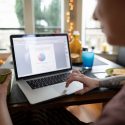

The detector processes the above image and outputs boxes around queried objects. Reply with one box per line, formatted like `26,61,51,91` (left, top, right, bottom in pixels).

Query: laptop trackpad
52,81,83,95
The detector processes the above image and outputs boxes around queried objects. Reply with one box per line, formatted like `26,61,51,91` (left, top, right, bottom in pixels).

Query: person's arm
99,75,125,88
66,70,125,95
0,75,13,125
0,98,13,125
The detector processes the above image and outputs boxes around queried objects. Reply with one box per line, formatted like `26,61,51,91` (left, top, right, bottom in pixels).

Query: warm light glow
66,0,75,41
70,5,74,10
67,20,70,23
70,22,74,25
66,11,70,16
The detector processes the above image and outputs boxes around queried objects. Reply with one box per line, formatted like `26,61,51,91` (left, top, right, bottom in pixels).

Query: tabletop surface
2,55,121,108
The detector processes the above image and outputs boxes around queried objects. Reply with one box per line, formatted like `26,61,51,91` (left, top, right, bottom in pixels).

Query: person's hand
66,70,100,95
0,74,11,100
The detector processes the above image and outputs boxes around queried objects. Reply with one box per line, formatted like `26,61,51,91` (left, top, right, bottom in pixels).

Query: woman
66,0,125,124
66,0,125,94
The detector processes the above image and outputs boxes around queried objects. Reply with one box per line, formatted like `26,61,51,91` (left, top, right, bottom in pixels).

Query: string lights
66,0,75,41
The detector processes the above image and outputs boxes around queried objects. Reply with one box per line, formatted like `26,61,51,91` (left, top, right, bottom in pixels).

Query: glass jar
69,31,82,63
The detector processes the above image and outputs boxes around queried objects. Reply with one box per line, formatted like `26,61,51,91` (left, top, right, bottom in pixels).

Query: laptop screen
10,34,72,79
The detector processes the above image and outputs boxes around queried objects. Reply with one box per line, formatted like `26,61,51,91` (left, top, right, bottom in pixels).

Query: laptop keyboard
26,72,70,89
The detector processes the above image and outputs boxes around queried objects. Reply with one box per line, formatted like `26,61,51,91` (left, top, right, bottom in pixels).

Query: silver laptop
10,34,83,104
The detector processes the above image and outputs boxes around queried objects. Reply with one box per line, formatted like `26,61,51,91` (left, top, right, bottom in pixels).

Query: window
82,0,112,53
0,0,63,50
34,0,62,34
0,0,24,50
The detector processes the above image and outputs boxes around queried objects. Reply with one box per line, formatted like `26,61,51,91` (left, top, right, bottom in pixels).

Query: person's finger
67,71,79,79
66,75,83,87
67,73,74,80
66,71,79,81
66,76,77,87
66,74,85,86
66,72,87,88
72,70,81,74
66,74,79,87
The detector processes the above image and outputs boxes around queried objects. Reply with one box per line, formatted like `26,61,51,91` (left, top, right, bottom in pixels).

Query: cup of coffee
0,68,12,94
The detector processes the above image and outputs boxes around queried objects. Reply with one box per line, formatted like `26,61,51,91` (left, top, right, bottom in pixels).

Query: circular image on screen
38,53,46,61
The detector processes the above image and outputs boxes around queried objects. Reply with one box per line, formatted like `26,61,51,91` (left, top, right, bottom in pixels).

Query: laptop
10,34,83,104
